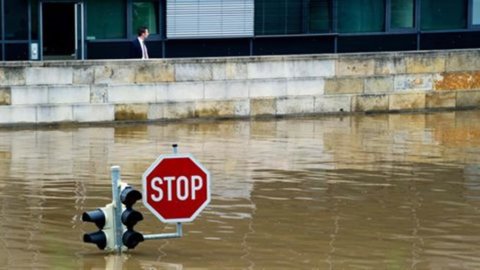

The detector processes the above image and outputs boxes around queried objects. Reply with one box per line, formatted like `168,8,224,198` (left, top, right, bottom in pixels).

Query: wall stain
435,71,480,90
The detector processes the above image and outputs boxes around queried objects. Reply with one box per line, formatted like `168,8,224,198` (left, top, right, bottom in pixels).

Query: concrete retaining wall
1,49,480,125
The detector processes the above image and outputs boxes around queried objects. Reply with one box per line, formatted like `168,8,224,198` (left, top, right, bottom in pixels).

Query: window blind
167,0,254,38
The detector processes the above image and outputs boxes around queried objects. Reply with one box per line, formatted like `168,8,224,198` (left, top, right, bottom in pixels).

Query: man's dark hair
137,26,148,36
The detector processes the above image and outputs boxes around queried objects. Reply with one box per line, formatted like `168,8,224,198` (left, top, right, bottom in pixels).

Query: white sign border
142,153,211,224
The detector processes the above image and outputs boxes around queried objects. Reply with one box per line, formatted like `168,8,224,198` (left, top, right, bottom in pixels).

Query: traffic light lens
82,209,106,229
83,231,107,250
121,209,144,227
122,230,144,249
120,187,142,207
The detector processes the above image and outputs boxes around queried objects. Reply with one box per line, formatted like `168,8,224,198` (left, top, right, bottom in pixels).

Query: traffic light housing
82,203,115,250
120,183,144,249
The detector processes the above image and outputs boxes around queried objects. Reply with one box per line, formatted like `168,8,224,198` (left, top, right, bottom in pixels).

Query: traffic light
120,183,144,249
82,203,115,250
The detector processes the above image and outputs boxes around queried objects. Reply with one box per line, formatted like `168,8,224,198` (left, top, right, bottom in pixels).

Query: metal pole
143,222,183,240
111,166,123,253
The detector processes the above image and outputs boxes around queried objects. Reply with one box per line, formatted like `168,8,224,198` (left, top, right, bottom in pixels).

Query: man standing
130,26,149,59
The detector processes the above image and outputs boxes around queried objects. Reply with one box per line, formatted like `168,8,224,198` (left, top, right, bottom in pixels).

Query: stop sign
142,154,211,223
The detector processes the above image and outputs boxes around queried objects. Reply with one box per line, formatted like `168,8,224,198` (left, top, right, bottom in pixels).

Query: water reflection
1,111,480,269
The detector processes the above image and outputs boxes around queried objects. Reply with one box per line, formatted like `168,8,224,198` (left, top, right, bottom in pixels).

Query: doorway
41,2,84,60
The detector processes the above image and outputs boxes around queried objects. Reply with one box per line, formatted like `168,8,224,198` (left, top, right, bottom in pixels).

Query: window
421,0,467,30
31,0,39,40
391,0,414,29
309,0,330,33
337,0,385,33
255,0,303,35
473,0,480,25
5,0,28,40
133,0,158,36
167,0,253,38
0,1,2,39
86,0,126,39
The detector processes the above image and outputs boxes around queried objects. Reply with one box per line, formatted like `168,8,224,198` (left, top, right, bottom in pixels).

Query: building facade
1,0,480,61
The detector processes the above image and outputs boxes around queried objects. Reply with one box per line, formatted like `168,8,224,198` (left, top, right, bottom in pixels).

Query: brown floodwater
1,111,480,269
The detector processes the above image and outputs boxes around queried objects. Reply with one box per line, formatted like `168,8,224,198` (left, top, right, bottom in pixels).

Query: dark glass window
5,43,29,60
391,0,414,29
255,0,303,35
473,0,480,25
31,0,39,40
421,0,466,30
309,0,330,33
0,1,2,39
86,0,126,39
5,0,28,40
133,0,158,36
338,0,385,33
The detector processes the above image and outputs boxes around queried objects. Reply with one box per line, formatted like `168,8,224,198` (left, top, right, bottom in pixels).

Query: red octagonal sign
142,154,211,223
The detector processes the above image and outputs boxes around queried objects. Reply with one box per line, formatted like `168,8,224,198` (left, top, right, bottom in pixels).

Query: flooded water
1,111,480,269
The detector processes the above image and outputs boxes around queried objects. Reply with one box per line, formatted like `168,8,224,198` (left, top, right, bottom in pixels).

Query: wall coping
0,48,476,68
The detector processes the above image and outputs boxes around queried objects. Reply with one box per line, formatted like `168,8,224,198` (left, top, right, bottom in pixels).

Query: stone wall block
426,91,456,109
446,51,480,72
11,86,48,105
325,78,364,94
204,81,249,100
195,100,236,118
201,81,223,100
364,76,394,94
405,56,446,73
434,72,480,91
155,84,169,102
354,94,389,112
247,61,286,79
37,105,73,123
111,66,135,84
167,82,204,101
93,66,113,84
211,63,227,80
90,84,109,103
336,59,375,76
135,63,174,83
148,103,164,120
0,106,36,124
0,67,26,86
225,62,248,80
163,102,196,119
389,93,426,111
25,67,72,85
249,79,287,98
234,99,250,116
276,97,315,115
394,74,433,91
73,67,94,84
73,104,114,122
315,95,352,113
286,60,335,78
48,85,90,104
109,84,157,104
456,91,480,108
374,57,406,75
175,63,213,81
94,66,134,84
286,78,324,96
250,98,276,116
0,87,11,105
114,104,148,121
